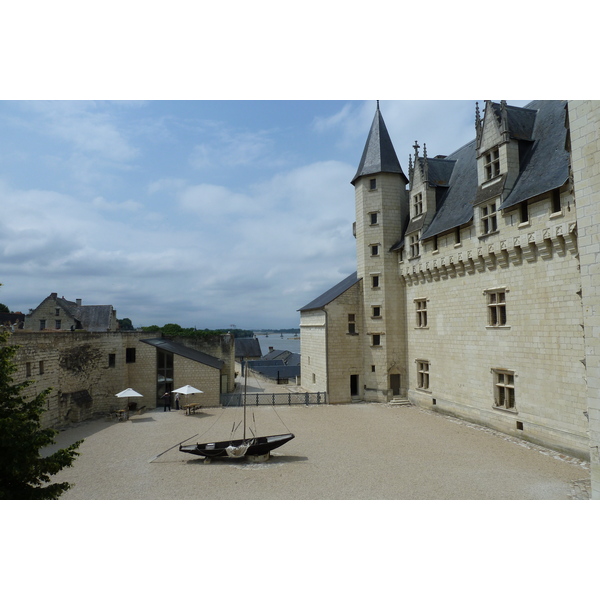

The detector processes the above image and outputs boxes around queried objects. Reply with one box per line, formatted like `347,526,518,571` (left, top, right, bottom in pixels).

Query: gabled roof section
421,139,478,240
351,104,407,185
235,337,262,359
490,102,537,141
500,100,569,210
299,272,359,312
72,305,115,332
141,338,224,370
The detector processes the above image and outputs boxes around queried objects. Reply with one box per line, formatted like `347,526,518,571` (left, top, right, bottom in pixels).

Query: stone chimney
76,299,82,306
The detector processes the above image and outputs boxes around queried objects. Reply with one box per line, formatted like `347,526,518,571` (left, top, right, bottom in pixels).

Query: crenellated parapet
399,221,578,285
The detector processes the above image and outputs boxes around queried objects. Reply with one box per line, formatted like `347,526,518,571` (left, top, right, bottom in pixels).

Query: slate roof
261,349,292,362
72,305,115,332
248,359,286,367
498,100,569,210
250,364,301,381
419,139,478,240
351,105,407,185
141,338,224,370
298,272,360,312
234,337,262,359
418,100,569,240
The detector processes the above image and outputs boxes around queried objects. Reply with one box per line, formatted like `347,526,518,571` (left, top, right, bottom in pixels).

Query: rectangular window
39,320,46,331
415,298,428,328
369,178,377,190
486,289,507,326
55,320,61,330
26,362,32,378
348,314,356,334
433,236,438,252
417,361,430,390
39,361,44,375
126,347,136,363
484,148,500,180
55,308,60,316
493,369,515,410
372,334,381,346
413,192,423,216
520,201,529,224
481,201,498,235
454,227,461,245
108,353,116,368
370,244,380,256
409,234,420,258
369,212,379,225
551,189,561,213
371,275,380,288
372,306,381,318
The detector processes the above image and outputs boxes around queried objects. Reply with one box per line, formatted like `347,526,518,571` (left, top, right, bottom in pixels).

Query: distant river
255,333,301,356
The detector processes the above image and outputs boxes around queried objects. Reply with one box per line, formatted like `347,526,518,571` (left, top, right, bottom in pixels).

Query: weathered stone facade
5,330,235,428
24,293,118,332
569,100,600,498
301,100,599,466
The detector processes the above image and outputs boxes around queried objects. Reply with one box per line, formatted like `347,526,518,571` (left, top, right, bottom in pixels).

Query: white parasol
115,388,143,398
172,385,203,395
115,388,143,410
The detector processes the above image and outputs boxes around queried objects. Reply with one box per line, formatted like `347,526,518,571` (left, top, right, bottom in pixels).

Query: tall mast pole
243,360,247,440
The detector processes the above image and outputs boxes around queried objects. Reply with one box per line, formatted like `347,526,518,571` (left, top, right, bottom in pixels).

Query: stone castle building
24,292,118,332
4,295,236,428
300,100,600,498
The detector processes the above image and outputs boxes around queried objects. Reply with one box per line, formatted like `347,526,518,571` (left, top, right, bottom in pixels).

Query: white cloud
92,196,143,212
24,101,138,163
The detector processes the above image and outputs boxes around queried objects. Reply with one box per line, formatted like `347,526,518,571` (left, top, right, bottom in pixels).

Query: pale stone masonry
569,100,600,498
5,329,236,428
300,100,599,468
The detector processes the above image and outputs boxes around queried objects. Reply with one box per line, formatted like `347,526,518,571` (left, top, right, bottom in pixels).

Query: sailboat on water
179,366,294,461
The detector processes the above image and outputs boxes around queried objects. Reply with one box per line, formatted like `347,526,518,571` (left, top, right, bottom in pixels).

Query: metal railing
220,391,327,407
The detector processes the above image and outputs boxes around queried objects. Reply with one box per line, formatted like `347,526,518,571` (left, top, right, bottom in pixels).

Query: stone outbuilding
24,292,118,332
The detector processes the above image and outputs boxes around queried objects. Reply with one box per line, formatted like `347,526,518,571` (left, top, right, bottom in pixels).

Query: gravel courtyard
47,400,590,500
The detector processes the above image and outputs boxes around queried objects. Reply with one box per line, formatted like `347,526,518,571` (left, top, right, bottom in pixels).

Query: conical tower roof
351,102,406,185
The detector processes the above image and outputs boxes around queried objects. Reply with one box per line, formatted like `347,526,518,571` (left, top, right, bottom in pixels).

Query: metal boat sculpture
179,366,294,461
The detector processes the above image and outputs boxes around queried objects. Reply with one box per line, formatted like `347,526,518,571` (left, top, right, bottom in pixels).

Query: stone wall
168,333,235,393
5,330,234,428
569,100,600,495
401,187,589,458
173,354,221,407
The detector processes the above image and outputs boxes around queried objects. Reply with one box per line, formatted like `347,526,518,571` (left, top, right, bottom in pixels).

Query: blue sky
0,4,592,330
0,99,534,328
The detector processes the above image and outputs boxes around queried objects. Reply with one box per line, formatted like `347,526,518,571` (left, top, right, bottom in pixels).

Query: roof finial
376,100,380,110
413,140,420,159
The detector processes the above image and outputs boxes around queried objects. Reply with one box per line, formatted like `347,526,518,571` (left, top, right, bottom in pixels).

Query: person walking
175,393,180,410
161,392,171,412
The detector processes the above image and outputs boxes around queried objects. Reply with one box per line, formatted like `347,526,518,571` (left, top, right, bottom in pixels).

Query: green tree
0,303,9,313
118,317,134,331
0,331,82,499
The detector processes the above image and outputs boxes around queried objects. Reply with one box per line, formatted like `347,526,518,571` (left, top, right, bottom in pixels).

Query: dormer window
484,148,500,180
409,234,420,258
481,201,498,235
413,192,423,217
